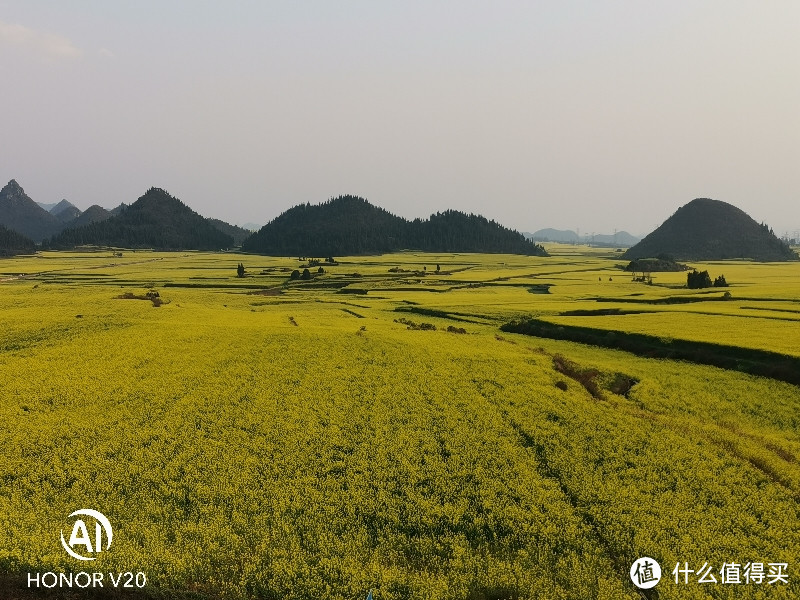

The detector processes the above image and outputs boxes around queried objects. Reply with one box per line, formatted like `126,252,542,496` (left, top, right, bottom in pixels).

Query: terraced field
1,247,798,599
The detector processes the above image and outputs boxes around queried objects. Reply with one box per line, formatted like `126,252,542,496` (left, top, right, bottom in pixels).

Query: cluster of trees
241,195,547,256
687,270,728,289
290,268,313,280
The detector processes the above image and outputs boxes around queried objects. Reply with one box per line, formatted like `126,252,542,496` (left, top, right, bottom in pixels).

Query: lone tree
237,263,245,278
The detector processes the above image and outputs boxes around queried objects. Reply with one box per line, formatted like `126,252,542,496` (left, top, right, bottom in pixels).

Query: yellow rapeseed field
1,247,798,599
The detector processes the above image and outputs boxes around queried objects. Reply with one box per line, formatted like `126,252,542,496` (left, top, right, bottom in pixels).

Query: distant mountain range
525,228,641,247
1,179,244,250
623,198,798,261
5,180,543,255
242,195,547,256
4,178,796,260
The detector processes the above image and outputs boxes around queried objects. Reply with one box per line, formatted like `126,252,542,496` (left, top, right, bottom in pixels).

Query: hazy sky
1,1,798,236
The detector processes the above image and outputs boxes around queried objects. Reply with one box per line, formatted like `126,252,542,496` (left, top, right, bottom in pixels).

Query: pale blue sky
1,1,798,236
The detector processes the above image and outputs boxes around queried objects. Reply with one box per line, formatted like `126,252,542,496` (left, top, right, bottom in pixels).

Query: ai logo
60,510,113,561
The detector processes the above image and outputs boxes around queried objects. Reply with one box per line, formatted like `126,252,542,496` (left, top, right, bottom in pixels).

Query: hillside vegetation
242,195,547,256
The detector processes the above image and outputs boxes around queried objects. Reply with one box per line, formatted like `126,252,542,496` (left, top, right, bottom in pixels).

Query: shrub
394,317,437,331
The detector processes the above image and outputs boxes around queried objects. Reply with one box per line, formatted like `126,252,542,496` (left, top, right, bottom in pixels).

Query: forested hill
0,224,36,256
241,195,547,256
45,188,233,250
623,198,797,261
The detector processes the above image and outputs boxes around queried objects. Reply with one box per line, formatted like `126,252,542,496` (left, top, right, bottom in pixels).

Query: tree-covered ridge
46,187,233,250
624,198,798,261
0,223,36,256
242,195,547,256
